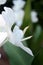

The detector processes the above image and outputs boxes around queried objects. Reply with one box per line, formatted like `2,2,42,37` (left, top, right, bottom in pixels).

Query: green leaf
3,41,34,65
30,25,42,55
33,25,42,43
21,0,32,31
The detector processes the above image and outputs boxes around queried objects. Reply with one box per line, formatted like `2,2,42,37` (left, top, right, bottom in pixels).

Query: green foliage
3,42,34,65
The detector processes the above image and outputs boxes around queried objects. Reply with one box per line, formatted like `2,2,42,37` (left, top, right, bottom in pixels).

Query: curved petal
9,25,24,45
2,7,15,28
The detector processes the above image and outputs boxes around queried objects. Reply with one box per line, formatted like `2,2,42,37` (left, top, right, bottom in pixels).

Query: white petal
0,27,6,32
31,11,38,23
18,42,33,56
2,7,15,28
13,0,25,10
0,14,11,34
14,10,24,21
9,25,24,45
13,25,23,41
0,32,8,47
14,10,24,26
0,0,6,5
16,20,22,27
0,14,6,27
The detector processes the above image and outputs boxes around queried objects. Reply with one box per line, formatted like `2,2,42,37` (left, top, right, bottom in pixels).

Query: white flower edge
12,0,26,10
31,11,38,23
2,7,15,28
14,10,25,27
0,0,6,5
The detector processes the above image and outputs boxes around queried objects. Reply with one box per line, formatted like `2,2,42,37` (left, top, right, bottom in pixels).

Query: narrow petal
18,42,33,56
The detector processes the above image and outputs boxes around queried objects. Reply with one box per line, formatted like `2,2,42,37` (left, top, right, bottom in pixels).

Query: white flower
0,18,33,56
14,10,24,27
0,7,33,56
12,0,25,11
0,0,6,5
31,11,38,23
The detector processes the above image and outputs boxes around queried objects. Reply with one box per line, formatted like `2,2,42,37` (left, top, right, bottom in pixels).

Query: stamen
21,36,32,41
23,26,29,34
